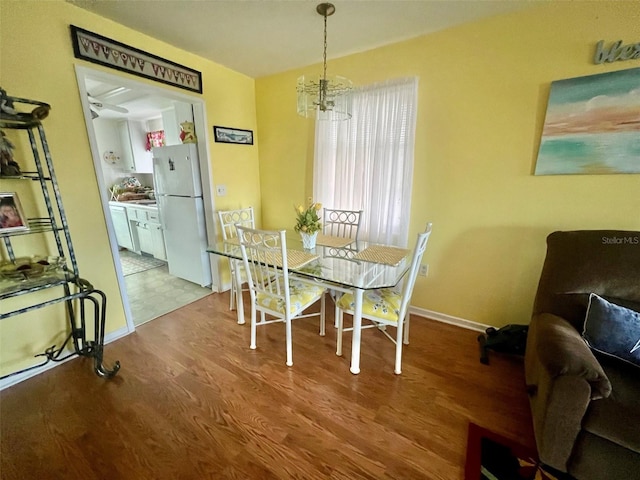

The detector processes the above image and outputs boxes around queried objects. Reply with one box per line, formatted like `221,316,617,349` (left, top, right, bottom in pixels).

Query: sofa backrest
533,230,640,329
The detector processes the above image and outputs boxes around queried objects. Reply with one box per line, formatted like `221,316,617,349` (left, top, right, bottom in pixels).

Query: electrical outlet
419,264,429,277
216,184,227,196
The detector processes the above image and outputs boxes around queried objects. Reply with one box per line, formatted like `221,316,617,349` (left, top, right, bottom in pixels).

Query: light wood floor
0,292,534,479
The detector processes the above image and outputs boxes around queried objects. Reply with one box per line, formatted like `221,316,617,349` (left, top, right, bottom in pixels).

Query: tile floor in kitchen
120,250,212,326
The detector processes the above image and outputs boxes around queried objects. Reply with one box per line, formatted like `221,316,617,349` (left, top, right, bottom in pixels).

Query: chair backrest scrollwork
323,208,363,242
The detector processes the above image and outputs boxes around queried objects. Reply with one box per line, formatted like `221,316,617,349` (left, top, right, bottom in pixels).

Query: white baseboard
408,306,493,332
0,325,130,391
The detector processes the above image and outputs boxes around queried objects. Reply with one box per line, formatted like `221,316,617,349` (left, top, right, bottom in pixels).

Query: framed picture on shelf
0,192,29,233
213,126,254,145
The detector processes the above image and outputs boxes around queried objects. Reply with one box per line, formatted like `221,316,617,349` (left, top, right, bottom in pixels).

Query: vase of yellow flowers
294,201,322,249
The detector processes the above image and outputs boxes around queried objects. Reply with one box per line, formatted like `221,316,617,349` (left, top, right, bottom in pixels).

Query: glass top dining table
207,233,413,374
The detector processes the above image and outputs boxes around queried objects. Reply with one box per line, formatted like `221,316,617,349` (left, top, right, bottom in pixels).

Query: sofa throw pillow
583,293,640,368
552,293,640,330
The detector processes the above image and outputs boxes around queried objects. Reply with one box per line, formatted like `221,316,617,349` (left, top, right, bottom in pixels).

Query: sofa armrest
524,313,612,471
528,312,612,399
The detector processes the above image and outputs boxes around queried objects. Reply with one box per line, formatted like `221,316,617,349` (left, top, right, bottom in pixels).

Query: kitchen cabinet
135,222,154,256
132,221,165,261
122,205,166,261
109,205,134,251
117,120,152,173
161,101,193,145
150,223,167,261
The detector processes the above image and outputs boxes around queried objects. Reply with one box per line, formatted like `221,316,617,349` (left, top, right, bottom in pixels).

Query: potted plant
294,201,322,249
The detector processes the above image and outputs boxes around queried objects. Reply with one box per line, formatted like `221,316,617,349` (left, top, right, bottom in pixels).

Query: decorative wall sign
213,126,254,145
70,25,202,94
535,67,640,175
594,40,640,64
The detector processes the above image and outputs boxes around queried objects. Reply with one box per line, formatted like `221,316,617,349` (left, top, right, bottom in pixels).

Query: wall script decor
70,25,202,94
535,67,640,175
594,40,640,64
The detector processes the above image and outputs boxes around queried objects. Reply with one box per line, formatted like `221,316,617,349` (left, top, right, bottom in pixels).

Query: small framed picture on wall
213,126,254,145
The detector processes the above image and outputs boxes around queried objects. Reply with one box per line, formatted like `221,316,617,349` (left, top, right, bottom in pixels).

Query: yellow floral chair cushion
256,277,325,315
337,288,402,323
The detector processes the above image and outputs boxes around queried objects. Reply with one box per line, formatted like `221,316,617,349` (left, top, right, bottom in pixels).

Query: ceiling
67,0,538,79
84,75,179,120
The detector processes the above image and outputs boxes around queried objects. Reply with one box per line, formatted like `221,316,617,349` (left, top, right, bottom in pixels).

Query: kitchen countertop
109,200,158,210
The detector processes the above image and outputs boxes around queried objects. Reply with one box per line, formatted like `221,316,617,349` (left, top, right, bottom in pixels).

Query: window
313,77,418,246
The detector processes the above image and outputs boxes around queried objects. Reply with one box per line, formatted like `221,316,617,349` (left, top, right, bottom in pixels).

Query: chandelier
297,3,352,121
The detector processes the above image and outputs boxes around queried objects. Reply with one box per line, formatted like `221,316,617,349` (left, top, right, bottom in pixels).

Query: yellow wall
0,0,260,376
256,1,640,327
2,0,639,378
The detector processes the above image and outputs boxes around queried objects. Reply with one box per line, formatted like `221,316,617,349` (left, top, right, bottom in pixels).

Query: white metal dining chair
217,207,255,318
335,223,433,374
323,208,363,242
235,225,327,367
322,208,364,326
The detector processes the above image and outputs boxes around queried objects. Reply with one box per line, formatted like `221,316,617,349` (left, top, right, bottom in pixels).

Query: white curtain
313,77,418,247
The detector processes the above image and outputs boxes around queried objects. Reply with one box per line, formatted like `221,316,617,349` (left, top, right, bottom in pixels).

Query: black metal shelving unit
1,94,120,380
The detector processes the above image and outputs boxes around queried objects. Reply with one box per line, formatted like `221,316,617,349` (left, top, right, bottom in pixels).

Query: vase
300,231,318,250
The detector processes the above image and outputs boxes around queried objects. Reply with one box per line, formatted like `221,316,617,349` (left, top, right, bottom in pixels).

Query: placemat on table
353,245,409,266
316,234,354,248
262,250,319,269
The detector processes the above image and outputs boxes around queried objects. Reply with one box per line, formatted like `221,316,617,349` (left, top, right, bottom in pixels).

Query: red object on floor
465,422,565,480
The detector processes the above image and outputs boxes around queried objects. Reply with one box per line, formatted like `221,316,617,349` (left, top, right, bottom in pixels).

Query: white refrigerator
152,144,212,287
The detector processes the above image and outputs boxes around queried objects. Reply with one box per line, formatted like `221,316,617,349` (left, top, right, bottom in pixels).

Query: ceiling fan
87,93,129,114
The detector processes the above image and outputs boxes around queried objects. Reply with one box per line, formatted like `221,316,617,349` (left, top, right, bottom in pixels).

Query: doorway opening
74,66,219,330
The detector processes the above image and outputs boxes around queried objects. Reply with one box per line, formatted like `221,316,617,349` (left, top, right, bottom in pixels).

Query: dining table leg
233,260,245,324
349,288,364,375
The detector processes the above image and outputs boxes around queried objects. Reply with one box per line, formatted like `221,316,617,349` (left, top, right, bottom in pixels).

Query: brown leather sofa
525,230,640,480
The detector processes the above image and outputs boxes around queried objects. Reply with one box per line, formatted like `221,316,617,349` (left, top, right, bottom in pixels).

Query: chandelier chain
323,12,328,81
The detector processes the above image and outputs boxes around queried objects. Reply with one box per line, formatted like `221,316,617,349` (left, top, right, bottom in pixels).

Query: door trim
74,65,220,332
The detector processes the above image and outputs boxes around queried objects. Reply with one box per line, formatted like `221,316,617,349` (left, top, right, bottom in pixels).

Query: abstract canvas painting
535,67,640,175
